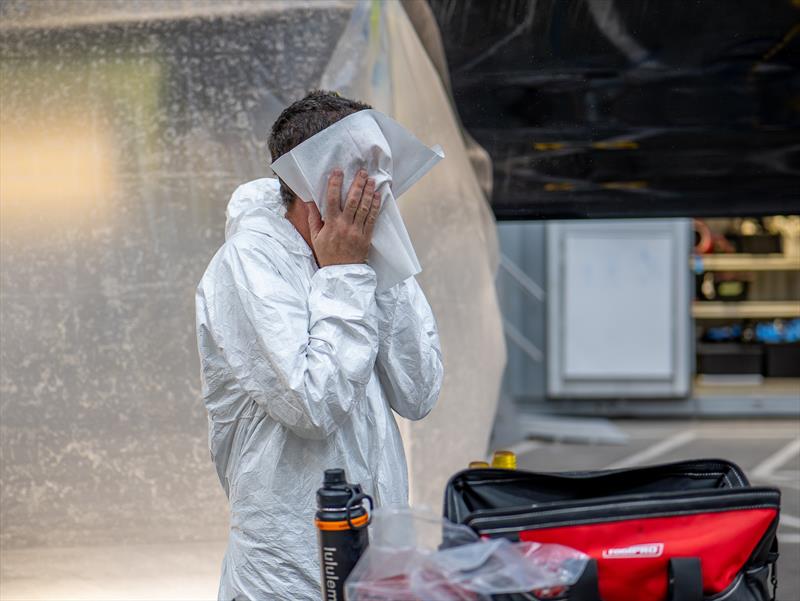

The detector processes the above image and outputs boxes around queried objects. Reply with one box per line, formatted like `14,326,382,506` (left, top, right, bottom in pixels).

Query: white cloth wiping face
270,109,444,291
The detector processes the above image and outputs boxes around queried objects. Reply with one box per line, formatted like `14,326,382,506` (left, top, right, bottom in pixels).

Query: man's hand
307,169,381,268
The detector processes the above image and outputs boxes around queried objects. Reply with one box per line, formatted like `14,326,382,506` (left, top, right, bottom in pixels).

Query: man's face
286,196,314,249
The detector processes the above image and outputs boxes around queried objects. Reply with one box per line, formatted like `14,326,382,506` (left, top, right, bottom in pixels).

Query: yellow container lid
468,461,490,469
491,450,517,469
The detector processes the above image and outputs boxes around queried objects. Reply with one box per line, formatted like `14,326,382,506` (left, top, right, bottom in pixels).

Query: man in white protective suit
195,91,444,600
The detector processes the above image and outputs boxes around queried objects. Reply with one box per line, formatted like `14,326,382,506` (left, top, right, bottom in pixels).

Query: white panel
562,233,674,379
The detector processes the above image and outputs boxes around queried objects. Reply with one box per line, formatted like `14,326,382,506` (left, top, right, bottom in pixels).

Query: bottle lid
491,450,517,469
468,461,490,468
317,468,355,509
324,468,346,487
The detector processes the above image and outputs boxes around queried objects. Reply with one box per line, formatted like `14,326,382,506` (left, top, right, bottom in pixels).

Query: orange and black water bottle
315,468,372,601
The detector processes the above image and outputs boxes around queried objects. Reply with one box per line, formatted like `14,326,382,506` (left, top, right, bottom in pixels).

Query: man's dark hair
269,90,371,206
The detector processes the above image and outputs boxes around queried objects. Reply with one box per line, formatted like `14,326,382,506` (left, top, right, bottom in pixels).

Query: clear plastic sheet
1,0,504,556
345,509,588,601
322,0,507,513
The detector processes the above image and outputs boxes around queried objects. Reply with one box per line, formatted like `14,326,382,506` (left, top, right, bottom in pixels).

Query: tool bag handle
568,559,602,601
668,558,703,601
567,557,702,601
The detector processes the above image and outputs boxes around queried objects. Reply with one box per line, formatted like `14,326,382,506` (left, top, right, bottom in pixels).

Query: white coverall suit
195,178,443,601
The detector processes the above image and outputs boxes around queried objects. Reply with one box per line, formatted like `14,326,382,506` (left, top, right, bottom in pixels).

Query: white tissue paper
270,109,444,291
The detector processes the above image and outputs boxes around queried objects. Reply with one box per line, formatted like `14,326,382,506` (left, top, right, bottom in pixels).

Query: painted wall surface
496,222,548,404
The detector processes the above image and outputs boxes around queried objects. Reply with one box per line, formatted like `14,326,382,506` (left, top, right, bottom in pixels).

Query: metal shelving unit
693,301,800,320
692,245,800,407
692,253,800,272
692,251,800,319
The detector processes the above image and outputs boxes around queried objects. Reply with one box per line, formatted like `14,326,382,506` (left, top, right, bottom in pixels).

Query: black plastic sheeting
430,0,800,220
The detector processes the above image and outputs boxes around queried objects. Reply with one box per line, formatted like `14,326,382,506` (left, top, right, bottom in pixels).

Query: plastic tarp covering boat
0,0,505,549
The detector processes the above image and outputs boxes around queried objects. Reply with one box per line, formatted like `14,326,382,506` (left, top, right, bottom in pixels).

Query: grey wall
496,222,548,403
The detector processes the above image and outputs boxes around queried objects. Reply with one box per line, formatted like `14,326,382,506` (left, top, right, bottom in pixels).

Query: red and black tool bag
443,459,780,601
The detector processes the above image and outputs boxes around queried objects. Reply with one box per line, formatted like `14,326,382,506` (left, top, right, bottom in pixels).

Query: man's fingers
355,178,375,227
364,191,381,238
343,170,368,221
325,169,343,217
307,202,323,238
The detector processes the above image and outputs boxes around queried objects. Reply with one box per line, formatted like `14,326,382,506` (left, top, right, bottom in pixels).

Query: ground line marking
605,430,697,470
780,514,800,530
502,440,542,457
752,438,800,481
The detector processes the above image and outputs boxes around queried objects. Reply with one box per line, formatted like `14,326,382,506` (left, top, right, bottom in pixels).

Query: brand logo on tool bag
602,543,664,559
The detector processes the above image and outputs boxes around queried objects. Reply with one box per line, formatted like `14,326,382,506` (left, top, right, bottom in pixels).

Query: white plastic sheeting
319,1,505,509
0,0,504,550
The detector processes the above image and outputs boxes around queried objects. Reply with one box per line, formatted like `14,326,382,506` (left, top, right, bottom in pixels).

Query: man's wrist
318,259,368,268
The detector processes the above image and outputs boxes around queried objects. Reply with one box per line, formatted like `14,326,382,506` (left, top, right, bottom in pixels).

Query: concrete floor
1,418,798,600
0,541,225,600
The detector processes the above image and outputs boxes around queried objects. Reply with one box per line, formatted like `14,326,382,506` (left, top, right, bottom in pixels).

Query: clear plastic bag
345,508,588,601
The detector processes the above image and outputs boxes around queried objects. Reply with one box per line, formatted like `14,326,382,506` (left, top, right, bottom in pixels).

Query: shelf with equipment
692,217,800,389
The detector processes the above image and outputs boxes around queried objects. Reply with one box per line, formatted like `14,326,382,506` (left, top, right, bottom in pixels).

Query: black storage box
696,343,763,375
764,342,800,377
694,275,750,302
727,234,782,254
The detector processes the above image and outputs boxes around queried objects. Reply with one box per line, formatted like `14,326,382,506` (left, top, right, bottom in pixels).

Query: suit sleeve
208,241,379,439
374,277,443,420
